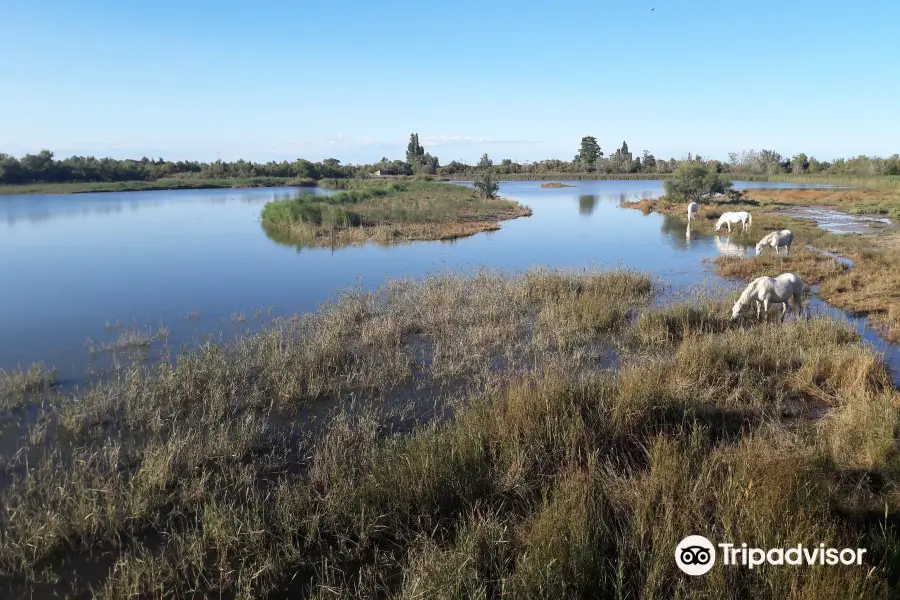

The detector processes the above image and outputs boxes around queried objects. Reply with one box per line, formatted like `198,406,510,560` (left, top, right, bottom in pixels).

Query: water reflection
578,195,598,216
0,179,893,386
0,188,305,227
714,234,750,257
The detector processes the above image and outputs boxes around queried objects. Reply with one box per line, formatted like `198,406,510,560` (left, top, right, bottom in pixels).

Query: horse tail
748,212,752,226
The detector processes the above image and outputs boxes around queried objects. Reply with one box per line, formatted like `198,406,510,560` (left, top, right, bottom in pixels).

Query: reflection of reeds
1,269,898,598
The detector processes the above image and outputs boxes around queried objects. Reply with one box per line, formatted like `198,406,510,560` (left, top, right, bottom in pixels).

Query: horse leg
763,299,770,322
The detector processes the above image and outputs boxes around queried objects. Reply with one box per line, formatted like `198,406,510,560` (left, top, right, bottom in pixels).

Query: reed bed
0,269,898,599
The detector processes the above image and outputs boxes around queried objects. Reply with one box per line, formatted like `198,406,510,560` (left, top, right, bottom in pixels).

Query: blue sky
2,0,898,164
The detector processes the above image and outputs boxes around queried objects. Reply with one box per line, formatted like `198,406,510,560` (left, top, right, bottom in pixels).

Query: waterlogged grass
716,245,849,285
86,324,169,355
261,181,531,248
0,364,58,409
623,188,900,342
539,181,574,188
1,269,899,598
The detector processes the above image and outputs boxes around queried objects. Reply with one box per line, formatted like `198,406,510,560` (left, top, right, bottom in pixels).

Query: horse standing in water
687,202,699,222
715,211,752,233
730,273,804,322
755,230,793,256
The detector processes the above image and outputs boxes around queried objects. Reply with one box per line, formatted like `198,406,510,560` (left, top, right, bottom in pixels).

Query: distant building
373,169,396,177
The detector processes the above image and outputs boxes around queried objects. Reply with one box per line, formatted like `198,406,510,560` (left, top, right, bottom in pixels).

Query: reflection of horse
714,235,746,257
685,224,693,241
715,211,752,233
687,202,699,221
731,273,804,321
756,230,793,256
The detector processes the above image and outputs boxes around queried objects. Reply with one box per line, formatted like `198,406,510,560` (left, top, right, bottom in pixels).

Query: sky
1,0,898,165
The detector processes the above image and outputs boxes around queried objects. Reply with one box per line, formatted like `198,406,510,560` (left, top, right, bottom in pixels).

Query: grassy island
260,180,532,248
1,268,898,598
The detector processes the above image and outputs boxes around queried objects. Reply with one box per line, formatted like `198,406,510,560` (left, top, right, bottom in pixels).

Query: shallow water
1,179,896,385
779,206,894,234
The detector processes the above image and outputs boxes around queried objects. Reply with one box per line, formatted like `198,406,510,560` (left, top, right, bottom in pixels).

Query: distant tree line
2,134,898,185
0,150,360,185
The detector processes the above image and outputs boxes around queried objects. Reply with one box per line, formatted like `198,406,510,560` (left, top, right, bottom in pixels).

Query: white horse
730,273,804,321
714,235,746,257
755,230,793,256
715,211,752,233
687,202,699,221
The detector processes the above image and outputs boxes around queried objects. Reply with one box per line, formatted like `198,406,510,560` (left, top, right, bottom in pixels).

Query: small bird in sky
651,7,655,10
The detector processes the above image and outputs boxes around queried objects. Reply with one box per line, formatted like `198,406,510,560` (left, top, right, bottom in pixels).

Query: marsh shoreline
4,173,899,196
621,187,900,342
1,267,898,599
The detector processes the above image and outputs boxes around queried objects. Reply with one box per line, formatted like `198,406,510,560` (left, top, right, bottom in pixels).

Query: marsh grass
1,269,899,598
0,364,58,409
716,245,849,284
86,325,168,355
261,181,531,249
624,188,900,342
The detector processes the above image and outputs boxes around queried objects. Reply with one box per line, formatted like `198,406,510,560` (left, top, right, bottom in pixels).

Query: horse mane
758,231,776,245
735,277,763,307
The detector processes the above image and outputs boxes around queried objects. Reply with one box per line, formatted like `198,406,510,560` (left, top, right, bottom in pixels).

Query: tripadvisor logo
675,535,868,576
676,535,716,576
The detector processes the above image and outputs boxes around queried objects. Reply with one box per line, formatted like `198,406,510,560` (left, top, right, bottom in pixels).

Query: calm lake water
2,180,897,385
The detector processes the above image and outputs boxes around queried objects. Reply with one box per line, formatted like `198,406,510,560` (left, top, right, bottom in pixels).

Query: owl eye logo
675,535,716,575
679,546,712,565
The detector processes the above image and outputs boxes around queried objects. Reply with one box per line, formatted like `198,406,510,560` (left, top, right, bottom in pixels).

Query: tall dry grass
0,269,898,599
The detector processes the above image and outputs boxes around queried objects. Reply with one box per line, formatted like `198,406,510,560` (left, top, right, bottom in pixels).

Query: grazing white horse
731,273,804,321
715,211,752,233
687,202,699,221
755,229,793,256
714,235,746,257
